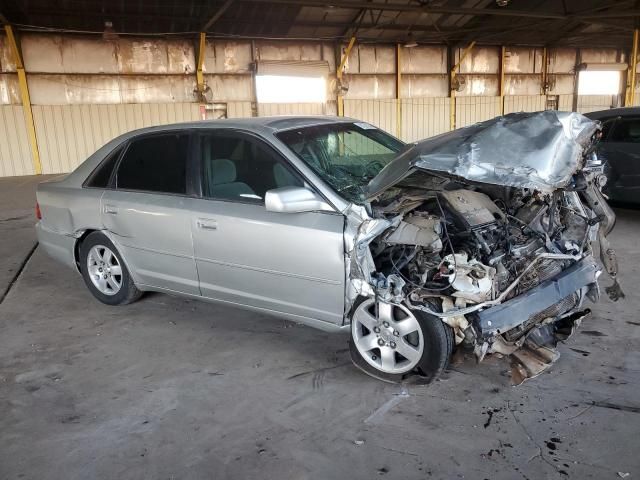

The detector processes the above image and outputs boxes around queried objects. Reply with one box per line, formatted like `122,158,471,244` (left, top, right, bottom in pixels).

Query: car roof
584,107,640,120
118,115,358,137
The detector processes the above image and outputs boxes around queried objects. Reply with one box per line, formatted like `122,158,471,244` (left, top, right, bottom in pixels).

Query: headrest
210,159,236,185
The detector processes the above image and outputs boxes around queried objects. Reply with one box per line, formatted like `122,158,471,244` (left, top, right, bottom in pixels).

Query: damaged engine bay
345,111,623,384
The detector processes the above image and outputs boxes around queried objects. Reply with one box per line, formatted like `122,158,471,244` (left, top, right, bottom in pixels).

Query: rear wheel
79,232,142,305
349,298,453,384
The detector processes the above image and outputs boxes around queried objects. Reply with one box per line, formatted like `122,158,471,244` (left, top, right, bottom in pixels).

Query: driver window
199,133,304,203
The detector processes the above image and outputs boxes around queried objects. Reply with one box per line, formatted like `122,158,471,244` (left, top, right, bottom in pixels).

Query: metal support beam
196,32,206,98
337,36,356,117
499,46,506,115
396,44,402,138
541,47,549,95
4,25,41,175
572,49,582,112
202,0,235,31
450,41,476,131
626,28,639,106
246,0,568,20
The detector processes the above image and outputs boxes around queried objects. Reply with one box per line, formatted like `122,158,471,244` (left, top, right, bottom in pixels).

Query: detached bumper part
472,256,599,384
509,309,591,385
475,256,600,338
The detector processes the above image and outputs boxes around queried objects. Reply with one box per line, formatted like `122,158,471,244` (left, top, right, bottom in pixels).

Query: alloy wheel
352,299,424,374
86,245,123,296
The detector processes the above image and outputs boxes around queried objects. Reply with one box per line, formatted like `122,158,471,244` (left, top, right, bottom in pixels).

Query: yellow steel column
625,28,639,106
396,44,402,138
5,25,41,175
450,41,476,131
499,46,506,115
337,37,356,117
196,32,206,97
541,47,548,95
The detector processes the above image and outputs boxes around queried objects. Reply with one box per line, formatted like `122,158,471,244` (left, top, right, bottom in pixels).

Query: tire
349,297,453,384
79,231,142,306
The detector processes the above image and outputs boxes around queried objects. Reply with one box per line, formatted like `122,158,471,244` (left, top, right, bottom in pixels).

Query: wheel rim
86,245,123,296
352,299,424,375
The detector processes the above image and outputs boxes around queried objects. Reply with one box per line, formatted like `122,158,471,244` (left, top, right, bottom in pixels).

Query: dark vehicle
586,107,640,204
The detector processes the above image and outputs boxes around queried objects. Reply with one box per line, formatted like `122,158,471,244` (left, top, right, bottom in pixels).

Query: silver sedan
36,114,619,384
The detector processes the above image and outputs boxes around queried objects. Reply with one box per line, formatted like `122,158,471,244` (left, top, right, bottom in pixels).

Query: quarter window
85,145,123,188
199,133,303,203
116,134,189,194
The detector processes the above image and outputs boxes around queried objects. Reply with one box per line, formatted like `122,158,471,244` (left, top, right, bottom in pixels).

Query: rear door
598,116,640,203
189,129,345,324
101,131,199,295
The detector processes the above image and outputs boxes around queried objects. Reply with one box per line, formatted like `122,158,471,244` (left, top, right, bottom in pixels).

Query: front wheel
349,298,453,384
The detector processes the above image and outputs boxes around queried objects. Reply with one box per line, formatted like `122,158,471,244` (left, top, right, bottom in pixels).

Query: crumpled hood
366,111,600,199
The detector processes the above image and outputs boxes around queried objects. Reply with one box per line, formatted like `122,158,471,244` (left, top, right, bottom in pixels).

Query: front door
190,130,345,325
101,132,199,295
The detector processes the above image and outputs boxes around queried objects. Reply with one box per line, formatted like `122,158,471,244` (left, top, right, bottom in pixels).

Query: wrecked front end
345,111,622,384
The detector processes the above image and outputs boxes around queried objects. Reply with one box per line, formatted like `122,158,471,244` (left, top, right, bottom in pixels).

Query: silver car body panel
101,190,200,295
366,111,600,199
36,116,355,332
35,114,615,361
189,197,345,324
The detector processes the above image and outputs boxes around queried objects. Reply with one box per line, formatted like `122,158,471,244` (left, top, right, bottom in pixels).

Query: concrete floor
1,175,639,480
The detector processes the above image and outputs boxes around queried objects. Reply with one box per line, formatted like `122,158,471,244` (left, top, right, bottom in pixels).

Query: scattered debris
483,407,501,428
569,347,590,356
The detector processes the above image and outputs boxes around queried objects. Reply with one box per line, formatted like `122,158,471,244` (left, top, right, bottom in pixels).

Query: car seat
204,158,256,199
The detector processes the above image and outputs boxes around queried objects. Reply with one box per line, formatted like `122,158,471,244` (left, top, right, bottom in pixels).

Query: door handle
104,205,118,215
197,218,217,230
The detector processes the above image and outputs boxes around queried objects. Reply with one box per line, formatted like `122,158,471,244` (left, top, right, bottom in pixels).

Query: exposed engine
343,111,622,384
367,161,616,360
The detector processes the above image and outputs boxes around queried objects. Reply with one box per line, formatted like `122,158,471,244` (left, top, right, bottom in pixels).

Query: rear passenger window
609,117,640,143
199,133,303,203
117,134,189,194
85,145,123,188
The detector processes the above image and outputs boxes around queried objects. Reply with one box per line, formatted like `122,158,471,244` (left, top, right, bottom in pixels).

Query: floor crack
0,243,38,305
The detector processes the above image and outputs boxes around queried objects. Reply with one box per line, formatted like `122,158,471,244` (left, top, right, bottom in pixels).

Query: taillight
35,202,42,220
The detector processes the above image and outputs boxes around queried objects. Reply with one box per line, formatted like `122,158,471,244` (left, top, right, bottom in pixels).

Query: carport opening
578,70,622,95
255,74,327,103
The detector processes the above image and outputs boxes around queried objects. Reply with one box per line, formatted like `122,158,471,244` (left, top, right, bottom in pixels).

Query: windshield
276,122,405,203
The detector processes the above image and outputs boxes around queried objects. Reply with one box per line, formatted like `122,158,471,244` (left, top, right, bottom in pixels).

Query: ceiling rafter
202,0,235,31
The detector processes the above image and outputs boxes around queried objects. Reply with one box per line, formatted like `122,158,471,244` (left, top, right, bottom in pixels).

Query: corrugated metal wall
577,95,617,114
0,106,34,177
401,97,450,142
7,94,623,176
0,32,633,177
32,103,200,174
258,102,326,116
227,101,253,119
455,96,502,128
344,99,398,136
504,95,547,114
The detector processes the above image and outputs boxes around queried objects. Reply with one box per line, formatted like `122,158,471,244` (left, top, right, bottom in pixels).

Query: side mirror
265,187,334,213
